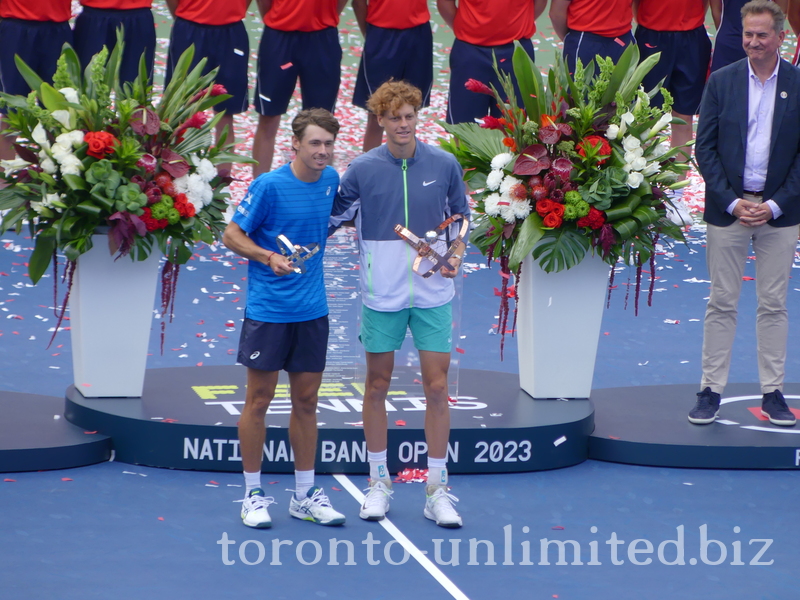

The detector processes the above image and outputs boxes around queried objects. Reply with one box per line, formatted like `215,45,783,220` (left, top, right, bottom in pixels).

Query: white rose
40,158,57,174
51,110,72,129
490,152,514,170
42,193,62,210
59,87,80,104
651,142,670,159
486,169,504,191
624,148,644,163
31,201,46,215
61,162,83,176
32,123,50,149
622,135,641,152
50,143,72,163
627,172,645,188
606,124,620,140
630,156,647,171
65,130,84,148
60,154,83,172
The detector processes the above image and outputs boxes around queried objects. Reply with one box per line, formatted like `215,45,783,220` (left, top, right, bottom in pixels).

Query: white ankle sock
294,469,315,500
368,450,389,481
427,457,448,486
244,470,261,494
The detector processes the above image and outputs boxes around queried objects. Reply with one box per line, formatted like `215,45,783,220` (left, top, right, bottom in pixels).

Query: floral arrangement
0,36,250,345
441,44,690,354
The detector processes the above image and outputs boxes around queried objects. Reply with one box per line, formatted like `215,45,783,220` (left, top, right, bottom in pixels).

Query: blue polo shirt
233,163,337,323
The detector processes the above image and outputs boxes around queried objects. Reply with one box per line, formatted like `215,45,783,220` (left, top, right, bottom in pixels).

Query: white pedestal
69,235,161,397
516,254,610,399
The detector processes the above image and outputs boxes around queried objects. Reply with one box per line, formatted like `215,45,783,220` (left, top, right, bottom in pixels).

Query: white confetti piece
553,436,567,447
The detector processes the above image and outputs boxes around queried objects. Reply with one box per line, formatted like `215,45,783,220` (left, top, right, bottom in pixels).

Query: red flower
530,185,548,202
502,137,517,153
190,84,229,103
509,183,528,201
184,111,208,130
141,207,169,232
543,212,563,228
154,171,173,188
577,135,612,165
536,198,555,216
465,78,494,95
84,131,118,159
480,116,505,131
550,203,565,218
577,206,607,230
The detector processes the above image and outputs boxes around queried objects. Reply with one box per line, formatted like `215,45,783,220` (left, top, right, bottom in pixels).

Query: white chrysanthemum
512,199,532,220
184,173,214,211
484,192,502,216
32,123,50,149
50,143,72,163
486,169,504,191
40,158,57,174
627,172,644,188
499,175,523,195
606,124,620,140
0,157,31,173
490,152,514,170
196,158,216,183
622,135,641,152
59,87,79,104
51,110,72,129
499,202,517,224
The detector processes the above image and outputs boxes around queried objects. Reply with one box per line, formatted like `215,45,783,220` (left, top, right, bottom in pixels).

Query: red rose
536,199,554,216
577,135,612,165
543,212,563,228
577,206,607,230
550,203,565,218
84,131,118,159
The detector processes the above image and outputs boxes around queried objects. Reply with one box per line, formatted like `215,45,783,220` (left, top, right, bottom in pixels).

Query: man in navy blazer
692,0,799,426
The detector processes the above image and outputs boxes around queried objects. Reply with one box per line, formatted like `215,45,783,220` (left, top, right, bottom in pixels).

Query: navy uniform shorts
636,25,711,116
562,29,635,76
353,22,433,110
237,316,329,373
0,18,72,108
165,17,250,115
446,37,535,125
73,6,156,85
255,26,342,116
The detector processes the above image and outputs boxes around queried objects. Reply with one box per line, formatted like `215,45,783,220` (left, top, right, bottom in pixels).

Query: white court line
333,474,470,600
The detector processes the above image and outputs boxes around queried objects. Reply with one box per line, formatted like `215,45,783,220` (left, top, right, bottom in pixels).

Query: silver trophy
276,234,319,274
394,213,469,278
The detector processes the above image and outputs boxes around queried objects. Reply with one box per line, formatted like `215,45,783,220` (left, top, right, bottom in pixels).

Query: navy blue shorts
0,18,72,108
446,38,535,125
73,6,156,85
237,316,329,373
165,18,250,115
636,25,711,116
255,26,342,116
563,29,635,75
353,22,433,110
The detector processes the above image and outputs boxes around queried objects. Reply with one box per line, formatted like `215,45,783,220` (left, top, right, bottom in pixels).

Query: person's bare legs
362,113,384,153
419,350,451,459
0,119,15,163
362,351,394,453
287,371,323,471
252,113,282,177
671,111,694,160
239,367,279,474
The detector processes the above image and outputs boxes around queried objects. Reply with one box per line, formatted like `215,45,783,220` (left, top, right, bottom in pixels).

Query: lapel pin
781,91,788,99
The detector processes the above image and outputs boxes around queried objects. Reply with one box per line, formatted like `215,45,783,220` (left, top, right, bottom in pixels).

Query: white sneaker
424,484,462,528
289,486,346,526
241,488,275,528
360,479,393,521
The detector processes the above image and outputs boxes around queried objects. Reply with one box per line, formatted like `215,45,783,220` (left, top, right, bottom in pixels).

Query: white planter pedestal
516,254,610,399
69,235,161,398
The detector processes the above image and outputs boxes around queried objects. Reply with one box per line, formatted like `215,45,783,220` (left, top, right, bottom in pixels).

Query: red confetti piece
413,378,423,384
62,478,73,481
268,481,279,485
614,37,626,46
552,526,564,530
83,431,98,435
331,486,342,491
4,479,16,482
196,362,203,367
81,383,92,387
158,517,165,521
742,276,755,281
197,320,205,325
609,435,621,440
448,396,457,404
395,420,407,426
455,347,465,354
209,480,219,485
162,418,179,423
281,62,293,70
603,332,610,335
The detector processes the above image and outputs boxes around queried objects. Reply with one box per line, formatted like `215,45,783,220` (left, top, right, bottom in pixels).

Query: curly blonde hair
367,80,422,117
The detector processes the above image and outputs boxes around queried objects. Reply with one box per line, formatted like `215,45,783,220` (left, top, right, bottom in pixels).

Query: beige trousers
701,197,799,394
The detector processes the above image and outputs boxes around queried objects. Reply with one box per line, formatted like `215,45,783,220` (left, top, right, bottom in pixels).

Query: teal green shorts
360,304,452,354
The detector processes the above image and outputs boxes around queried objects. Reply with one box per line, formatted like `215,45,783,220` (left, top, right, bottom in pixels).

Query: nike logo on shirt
423,180,436,186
